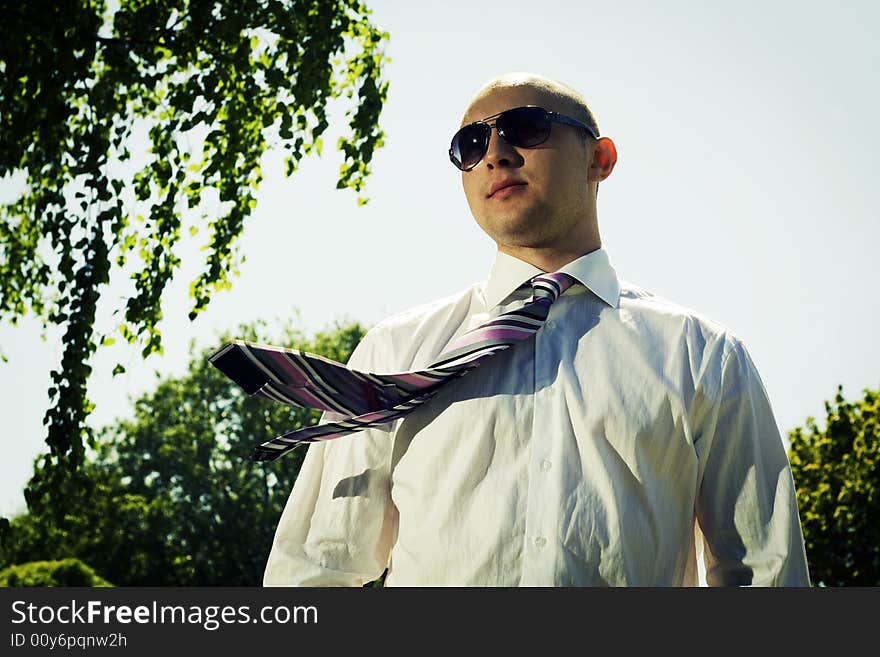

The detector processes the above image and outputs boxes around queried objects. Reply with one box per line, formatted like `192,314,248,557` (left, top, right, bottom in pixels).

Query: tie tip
251,441,311,462
251,448,281,462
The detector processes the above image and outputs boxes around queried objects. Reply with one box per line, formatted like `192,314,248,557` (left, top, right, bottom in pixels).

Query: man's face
459,86,593,252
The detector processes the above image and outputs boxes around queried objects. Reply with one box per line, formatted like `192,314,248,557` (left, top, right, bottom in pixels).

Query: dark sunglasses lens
498,107,550,147
451,123,489,170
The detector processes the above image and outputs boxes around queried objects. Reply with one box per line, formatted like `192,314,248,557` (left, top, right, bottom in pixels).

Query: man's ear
590,137,618,182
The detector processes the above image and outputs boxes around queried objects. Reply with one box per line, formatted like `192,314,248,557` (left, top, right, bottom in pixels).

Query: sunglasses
449,105,599,172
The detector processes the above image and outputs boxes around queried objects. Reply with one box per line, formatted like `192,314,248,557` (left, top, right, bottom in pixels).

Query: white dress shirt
263,248,810,586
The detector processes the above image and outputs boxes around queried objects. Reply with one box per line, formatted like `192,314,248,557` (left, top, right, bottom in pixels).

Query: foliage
788,385,879,586
0,319,366,585
0,558,112,587
0,0,389,513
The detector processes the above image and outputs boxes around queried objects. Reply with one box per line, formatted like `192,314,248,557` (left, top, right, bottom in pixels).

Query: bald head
461,72,600,139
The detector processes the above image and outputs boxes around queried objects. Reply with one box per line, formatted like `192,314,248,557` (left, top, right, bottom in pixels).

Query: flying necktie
209,272,575,462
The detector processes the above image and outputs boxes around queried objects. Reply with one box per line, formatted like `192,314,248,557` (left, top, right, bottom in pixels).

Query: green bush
788,385,879,586
0,558,112,587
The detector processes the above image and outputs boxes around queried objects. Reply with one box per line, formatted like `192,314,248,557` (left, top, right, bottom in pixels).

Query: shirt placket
519,298,563,585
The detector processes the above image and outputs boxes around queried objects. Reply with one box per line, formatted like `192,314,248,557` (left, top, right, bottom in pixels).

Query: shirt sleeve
262,327,398,586
694,337,811,586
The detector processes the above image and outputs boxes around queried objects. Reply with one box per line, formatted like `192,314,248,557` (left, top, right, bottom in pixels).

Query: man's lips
488,179,527,198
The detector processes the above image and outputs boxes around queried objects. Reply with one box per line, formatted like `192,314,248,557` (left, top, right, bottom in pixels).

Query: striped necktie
210,272,575,461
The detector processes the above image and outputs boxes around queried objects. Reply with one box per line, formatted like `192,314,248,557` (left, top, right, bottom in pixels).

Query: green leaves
788,385,880,585
1,0,389,513
0,558,113,587
1,318,367,586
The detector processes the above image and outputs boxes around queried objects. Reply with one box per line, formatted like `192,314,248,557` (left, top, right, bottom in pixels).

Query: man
262,72,810,586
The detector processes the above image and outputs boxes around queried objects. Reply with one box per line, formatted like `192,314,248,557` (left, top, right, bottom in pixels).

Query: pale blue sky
1,0,878,516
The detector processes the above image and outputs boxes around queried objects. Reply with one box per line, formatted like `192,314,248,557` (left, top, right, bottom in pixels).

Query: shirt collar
484,248,621,310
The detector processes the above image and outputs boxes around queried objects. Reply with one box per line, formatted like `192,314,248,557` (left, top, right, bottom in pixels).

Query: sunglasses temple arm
549,113,599,139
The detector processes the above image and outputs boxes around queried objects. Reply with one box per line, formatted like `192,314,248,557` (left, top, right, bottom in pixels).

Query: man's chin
483,214,547,244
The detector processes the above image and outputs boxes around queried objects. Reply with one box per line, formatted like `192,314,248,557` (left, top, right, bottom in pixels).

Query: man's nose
483,129,524,170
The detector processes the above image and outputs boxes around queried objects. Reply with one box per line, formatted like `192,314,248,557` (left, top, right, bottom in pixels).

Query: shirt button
540,459,552,472
534,536,547,549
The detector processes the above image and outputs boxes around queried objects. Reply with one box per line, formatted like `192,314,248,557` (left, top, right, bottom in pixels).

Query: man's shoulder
615,279,743,353
612,280,756,395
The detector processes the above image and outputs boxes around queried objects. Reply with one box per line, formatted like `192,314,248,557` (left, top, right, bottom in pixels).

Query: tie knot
530,272,575,303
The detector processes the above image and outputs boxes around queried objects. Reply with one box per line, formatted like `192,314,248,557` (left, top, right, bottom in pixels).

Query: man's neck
498,240,602,273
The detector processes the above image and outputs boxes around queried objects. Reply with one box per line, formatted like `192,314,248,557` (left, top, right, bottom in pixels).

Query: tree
0,318,367,585
0,0,389,511
788,385,879,586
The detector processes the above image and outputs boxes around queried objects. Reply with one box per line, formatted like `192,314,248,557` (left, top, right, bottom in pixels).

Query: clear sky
1,0,878,517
